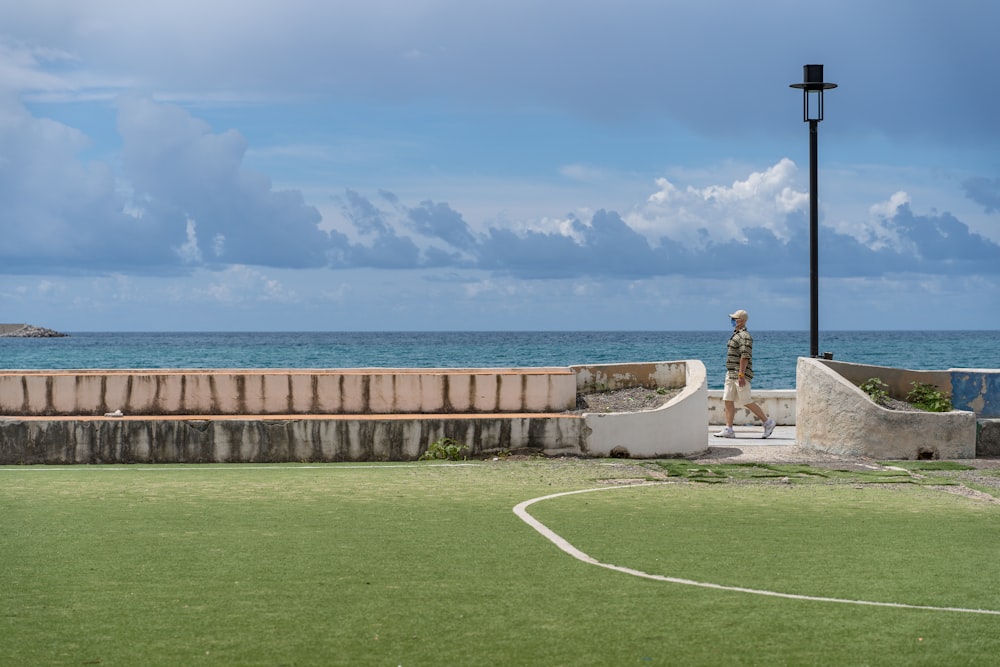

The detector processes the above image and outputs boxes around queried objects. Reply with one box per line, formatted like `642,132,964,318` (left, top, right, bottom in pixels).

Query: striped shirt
726,328,754,380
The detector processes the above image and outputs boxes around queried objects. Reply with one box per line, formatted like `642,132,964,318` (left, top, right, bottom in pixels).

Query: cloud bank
3,97,996,286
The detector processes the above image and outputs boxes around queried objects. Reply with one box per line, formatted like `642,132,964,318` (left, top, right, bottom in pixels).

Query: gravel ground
572,386,680,414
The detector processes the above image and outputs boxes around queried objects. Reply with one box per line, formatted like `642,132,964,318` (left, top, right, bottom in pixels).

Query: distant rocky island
0,324,68,338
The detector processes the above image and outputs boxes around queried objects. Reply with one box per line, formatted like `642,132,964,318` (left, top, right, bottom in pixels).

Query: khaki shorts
722,376,753,407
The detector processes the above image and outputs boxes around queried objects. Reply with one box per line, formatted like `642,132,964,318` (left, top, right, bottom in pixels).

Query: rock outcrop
0,324,68,338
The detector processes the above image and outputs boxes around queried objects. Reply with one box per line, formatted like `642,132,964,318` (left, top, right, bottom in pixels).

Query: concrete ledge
574,360,707,458
796,358,977,460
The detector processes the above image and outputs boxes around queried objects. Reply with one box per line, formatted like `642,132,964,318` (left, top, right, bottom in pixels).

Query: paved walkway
698,425,891,469
705,424,796,448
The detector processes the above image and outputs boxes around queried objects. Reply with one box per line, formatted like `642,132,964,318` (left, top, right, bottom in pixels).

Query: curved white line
513,483,1000,616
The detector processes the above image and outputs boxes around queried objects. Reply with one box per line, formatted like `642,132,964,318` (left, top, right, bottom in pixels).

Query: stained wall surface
0,362,709,463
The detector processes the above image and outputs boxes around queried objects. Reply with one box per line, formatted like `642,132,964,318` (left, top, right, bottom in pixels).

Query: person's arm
738,357,748,385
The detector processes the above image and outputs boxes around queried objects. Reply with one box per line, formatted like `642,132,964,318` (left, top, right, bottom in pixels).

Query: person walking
714,309,776,439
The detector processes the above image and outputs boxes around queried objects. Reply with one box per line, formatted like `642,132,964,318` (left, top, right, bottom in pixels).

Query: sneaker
714,427,735,439
762,418,776,439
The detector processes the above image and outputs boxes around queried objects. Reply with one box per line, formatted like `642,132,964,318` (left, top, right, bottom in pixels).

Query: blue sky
1,0,998,332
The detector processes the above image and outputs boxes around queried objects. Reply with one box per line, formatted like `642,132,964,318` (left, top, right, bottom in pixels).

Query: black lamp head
790,64,837,121
790,64,838,91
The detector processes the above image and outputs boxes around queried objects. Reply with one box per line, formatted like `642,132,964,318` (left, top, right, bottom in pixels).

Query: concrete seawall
0,368,578,416
1,414,589,464
0,361,709,463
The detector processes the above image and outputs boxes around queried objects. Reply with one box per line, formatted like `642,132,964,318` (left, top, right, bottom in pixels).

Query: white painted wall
707,390,797,425
582,360,708,457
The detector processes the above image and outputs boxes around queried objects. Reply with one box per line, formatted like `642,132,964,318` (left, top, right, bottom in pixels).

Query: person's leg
715,376,743,438
714,394,737,437
745,402,767,422
745,401,776,438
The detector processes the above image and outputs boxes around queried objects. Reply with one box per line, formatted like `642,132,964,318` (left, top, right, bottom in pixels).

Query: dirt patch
691,445,888,471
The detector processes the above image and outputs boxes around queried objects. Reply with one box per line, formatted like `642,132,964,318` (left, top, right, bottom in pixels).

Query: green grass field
3,459,1000,666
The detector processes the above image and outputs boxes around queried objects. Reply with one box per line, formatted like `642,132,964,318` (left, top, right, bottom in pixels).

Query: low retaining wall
0,414,589,464
574,361,707,458
708,390,796,425
0,368,578,416
0,361,708,463
796,358,978,459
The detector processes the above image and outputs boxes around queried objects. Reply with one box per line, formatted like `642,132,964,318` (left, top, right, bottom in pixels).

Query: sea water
1,330,996,390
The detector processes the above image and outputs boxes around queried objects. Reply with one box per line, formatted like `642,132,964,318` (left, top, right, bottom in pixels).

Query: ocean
1,330,996,390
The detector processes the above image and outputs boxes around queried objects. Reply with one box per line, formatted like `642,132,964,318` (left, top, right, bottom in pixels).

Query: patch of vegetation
860,378,953,413
959,481,1000,500
878,460,974,471
860,377,889,406
649,460,957,485
418,437,469,461
906,382,952,412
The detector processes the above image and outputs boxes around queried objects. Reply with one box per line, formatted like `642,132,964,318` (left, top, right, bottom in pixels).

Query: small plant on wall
859,378,889,406
906,382,952,412
859,378,953,413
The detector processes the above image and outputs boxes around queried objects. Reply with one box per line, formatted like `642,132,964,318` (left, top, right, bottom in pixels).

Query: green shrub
859,378,889,406
418,437,469,461
906,382,952,412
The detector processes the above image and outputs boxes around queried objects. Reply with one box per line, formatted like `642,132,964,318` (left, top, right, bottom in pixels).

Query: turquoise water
1,331,996,389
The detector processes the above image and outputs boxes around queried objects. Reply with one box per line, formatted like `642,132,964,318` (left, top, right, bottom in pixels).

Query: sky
1,0,998,332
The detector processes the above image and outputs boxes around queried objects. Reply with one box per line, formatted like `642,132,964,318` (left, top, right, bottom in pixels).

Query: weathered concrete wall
572,361,687,392
951,370,1000,418
576,360,707,458
796,358,977,460
818,359,1000,420
978,420,1000,457
0,414,588,464
0,361,708,463
818,359,952,401
0,368,578,416
708,390,796,426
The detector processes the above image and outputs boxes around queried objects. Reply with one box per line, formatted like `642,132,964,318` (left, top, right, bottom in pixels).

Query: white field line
513,484,1000,617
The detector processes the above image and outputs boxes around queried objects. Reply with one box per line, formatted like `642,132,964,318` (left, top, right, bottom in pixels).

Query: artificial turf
2,460,998,666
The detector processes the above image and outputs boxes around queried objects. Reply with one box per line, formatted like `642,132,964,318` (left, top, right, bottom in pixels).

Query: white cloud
176,218,202,264
189,266,298,304
2,2,999,332
0,39,75,94
629,158,807,247
869,191,910,220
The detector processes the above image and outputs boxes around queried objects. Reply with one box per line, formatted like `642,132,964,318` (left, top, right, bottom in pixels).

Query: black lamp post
790,64,836,359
